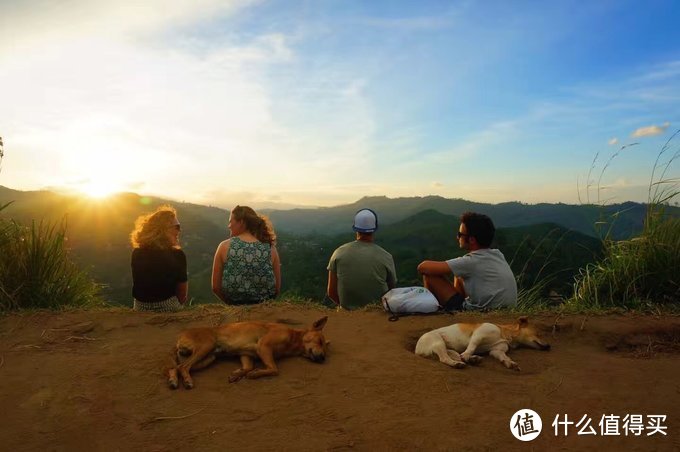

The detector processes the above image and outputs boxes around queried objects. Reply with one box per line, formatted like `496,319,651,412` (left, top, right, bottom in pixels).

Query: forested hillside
264,195,664,239
279,210,602,301
0,186,634,305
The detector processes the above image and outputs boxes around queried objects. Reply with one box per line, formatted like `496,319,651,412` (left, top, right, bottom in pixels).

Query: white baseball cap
352,208,378,233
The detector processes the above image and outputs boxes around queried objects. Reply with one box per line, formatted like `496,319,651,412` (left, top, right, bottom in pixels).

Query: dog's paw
183,380,194,389
228,375,242,383
507,361,521,372
466,355,483,365
168,379,179,390
452,361,467,369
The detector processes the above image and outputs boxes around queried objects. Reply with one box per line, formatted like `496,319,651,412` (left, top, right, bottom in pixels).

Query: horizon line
0,184,659,212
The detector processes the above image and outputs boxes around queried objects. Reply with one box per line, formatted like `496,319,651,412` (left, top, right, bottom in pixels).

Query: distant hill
0,186,229,304
280,209,603,300
4,186,672,241
264,195,675,239
0,185,646,304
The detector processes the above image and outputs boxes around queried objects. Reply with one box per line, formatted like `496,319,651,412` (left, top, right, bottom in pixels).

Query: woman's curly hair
130,205,180,250
232,205,277,245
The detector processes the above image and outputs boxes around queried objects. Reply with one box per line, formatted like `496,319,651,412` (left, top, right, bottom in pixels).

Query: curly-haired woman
211,205,281,305
130,205,188,312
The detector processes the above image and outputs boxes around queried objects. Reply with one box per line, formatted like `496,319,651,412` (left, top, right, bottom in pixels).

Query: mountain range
2,185,673,305
263,195,667,239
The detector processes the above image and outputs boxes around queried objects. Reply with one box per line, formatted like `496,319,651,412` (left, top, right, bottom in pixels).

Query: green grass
570,216,680,309
569,130,680,310
0,212,102,310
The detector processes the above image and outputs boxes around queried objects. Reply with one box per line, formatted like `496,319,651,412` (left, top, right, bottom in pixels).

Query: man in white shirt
417,212,517,311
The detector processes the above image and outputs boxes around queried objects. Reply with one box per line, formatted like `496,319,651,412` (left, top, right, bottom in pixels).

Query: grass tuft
570,130,680,309
0,211,102,311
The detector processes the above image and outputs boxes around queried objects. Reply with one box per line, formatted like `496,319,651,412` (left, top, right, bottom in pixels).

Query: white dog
415,317,550,371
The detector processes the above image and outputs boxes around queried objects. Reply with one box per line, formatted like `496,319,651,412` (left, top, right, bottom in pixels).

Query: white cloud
0,31,291,187
0,0,257,51
631,122,670,137
352,16,453,31
608,137,618,145
2,2,675,207
633,60,680,82
0,0,381,204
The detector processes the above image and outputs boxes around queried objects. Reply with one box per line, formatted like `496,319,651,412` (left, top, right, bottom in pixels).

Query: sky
0,0,679,208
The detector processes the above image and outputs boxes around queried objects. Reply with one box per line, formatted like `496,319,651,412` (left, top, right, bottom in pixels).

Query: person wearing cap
130,205,188,312
417,211,517,311
326,208,397,309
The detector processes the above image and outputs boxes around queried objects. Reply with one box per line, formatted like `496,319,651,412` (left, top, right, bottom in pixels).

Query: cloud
0,0,257,51
608,137,618,145
631,122,670,137
431,181,444,188
0,1,346,200
126,181,147,191
633,60,680,83
351,16,453,31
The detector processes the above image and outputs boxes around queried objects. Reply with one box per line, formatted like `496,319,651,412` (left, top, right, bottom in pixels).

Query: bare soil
1,304,679,451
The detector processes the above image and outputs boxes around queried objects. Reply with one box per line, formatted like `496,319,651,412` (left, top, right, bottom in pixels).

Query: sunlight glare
79,180,119,199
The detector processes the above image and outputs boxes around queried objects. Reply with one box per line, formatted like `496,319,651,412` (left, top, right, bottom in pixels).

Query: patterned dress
222,237,276,304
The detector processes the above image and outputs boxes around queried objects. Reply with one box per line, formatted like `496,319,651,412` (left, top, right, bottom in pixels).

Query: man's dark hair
460,212,495,247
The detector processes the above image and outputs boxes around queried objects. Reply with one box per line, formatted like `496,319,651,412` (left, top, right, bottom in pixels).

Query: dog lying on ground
167,316,329,389
415,317,550,371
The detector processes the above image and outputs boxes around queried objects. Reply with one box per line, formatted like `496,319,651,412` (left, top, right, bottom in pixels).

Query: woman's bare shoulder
216,239,232,255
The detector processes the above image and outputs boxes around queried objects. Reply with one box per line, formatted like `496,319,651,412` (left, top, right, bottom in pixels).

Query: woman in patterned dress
130,205,188,312
211,205,281,304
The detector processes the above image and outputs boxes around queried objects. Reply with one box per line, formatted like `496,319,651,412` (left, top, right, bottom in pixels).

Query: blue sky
0,0,678,207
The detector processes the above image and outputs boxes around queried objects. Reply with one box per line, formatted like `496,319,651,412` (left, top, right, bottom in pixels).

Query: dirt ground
1,304,679,452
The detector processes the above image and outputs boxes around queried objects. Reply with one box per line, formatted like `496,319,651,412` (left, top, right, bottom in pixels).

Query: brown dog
167,316,329,389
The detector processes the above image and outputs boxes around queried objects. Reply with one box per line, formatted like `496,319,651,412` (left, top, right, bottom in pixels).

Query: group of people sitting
130,205,517,313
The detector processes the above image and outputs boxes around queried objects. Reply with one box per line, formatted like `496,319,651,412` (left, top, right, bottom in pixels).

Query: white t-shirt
446,248,517,310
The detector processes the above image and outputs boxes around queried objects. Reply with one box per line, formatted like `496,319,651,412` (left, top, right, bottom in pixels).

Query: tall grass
514,278,554,311
511,228,560,310
571,130,680,309
1,141,101,310
0,211,102,310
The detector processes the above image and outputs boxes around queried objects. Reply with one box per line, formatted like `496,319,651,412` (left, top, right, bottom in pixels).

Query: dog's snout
308,352,325,363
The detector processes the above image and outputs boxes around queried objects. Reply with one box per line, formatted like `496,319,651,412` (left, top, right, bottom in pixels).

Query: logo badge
510,409,542,441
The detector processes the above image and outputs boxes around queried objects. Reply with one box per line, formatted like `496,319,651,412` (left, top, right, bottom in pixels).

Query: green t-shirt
327,241,397,309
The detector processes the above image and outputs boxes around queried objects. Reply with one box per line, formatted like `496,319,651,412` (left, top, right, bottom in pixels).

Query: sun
79,180,120,199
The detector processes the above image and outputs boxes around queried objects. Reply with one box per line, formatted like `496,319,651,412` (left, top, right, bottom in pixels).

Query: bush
0,213,101,310
572,216,679,308
571,130,680,309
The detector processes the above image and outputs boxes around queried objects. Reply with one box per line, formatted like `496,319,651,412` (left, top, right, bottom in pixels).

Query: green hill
264,195,669,239
0,186,228,304
0,186,615,304
280,209,603,300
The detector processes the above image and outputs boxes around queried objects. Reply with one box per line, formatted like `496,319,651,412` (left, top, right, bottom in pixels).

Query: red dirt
1,304,679,451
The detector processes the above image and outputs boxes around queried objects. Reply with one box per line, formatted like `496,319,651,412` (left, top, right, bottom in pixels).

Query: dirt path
1,304,679,451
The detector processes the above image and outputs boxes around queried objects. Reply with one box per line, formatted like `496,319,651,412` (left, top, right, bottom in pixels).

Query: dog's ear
518,316,529,328
312,316,328,331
